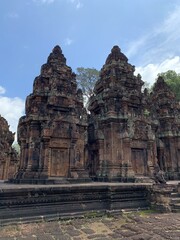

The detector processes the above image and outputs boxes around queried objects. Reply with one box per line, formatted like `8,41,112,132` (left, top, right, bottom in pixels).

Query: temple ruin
0,115,19,180
12,45,180,183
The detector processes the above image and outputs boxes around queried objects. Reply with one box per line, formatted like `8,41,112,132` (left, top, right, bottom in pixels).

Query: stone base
135,176,155,183
9,177,92,185
166,172,180,180
92,176,135,183
0,182,150,225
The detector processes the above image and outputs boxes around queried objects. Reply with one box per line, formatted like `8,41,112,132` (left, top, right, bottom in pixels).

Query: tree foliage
12,142,20,155
158,70,180,101
76,67,99,99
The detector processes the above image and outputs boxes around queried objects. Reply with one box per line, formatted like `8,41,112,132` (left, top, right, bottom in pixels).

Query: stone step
172,209,180,213
171,192,180,197
170,189,180,212
172,203,180,208
170,198,180,204
171,203,180,213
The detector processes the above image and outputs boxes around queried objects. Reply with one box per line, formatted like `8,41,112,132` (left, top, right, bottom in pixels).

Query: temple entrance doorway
131,148,147,175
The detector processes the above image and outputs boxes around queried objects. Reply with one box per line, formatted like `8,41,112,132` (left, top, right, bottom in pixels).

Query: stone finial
153,76,172,94
157,76,165,84
52,45,62,54
105,45,128,64
47,45,66,65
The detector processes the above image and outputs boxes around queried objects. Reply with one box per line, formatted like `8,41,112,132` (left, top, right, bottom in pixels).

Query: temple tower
150,76,180,179
15,46,88,183
88,46,157,181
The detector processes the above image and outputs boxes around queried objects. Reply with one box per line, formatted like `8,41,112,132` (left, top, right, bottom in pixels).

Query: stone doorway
131,148,147,175
50,148,69,177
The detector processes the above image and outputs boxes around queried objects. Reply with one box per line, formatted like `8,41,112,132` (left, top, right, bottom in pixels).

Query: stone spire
105,45,128,64
92,45,143,103
47,45,66,65
153,76,173,93
150,76,177,118
150,76,180,180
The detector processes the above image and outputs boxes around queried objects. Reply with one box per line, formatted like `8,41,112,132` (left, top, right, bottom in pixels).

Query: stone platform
0,181,179,226
0,182,152,225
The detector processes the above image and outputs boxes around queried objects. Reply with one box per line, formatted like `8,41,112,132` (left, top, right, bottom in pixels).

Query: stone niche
88,46,158,182
15,46,89,183
0,115,19,179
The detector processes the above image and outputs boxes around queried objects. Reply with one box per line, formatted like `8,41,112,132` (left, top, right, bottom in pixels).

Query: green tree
76,67,99,99
12,142,20,155
158,70,180,101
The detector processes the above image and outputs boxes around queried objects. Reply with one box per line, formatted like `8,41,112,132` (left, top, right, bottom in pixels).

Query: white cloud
127,4,180,64
69,0,83,9
0,86,6,94
135,56,180,85
64,37,73,46
0,87,25,136
126,35,148,58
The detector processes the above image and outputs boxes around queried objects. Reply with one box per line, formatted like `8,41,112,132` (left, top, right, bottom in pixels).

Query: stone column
19,141,26,171
147,140,155,176
123,136,134,181
26,121,40,171
40,139,50,178
169,137,178,179
98,139,105,177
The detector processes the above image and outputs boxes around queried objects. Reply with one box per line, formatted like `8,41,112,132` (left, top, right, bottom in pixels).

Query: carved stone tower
150,76,180,179
88,46,157,181
15,46,88,183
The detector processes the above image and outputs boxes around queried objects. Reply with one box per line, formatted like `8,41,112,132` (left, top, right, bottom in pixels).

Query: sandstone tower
15,46,88,183
88,46,158,181
150,76,180,179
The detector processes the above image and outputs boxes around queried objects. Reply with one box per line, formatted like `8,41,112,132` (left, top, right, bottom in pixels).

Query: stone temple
13,45,180,183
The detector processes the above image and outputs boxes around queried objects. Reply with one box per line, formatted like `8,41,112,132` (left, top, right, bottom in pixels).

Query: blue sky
1,0,180,134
